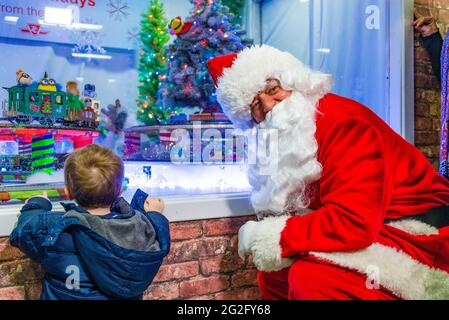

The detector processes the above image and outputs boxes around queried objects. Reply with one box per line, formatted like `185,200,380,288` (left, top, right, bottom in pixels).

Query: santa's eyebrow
265,77,280,83
264,78,281,88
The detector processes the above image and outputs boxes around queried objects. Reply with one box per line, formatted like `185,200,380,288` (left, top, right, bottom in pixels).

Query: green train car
3,85,68,126
1,85,98,128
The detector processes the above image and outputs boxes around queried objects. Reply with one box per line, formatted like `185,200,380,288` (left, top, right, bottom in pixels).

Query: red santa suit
208,45,449,300
261,93,449,300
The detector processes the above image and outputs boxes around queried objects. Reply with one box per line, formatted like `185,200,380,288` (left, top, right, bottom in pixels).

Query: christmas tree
222,0,244,25
40,96,53,115
157,0,252,118
137,0,170,125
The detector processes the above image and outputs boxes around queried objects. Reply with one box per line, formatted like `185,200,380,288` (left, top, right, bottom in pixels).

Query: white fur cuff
250,215,294,272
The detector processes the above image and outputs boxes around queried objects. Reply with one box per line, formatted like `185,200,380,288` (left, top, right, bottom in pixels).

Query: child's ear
64,186,74,200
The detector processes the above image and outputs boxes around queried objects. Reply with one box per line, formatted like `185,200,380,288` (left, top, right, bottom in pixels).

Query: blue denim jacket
10,189,170,300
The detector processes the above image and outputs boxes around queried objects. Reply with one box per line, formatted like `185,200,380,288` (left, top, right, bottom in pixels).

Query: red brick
415,131,439,145
25,282,42,300
420,90,440,104
165,240,202,264
414,63,433,75
415,73,435,89
415,117,432,131
200,237,230,257
203,216,254,236
414,12,442,169
179,276,230,298
186,294,215,300
0,286,25,300
415,103,429,117
418,145,441,158
0,260,43,286
215,287,262,300
143,282,179,300
170,222,202,241
153,261,199,283
231,269,259,288
429,103,440,117
0,238,25,262
230,235,256,268
415,47,430,62
432,118,441,131
200,254,245,276
230,235,239,249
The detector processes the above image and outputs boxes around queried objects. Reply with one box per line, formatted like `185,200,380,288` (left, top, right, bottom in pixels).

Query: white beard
248,91,322,217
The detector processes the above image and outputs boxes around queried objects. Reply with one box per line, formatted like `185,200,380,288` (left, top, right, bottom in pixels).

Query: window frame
388,0,414,143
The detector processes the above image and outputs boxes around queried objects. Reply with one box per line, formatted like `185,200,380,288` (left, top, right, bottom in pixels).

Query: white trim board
388,0,415,142
0,192,253,237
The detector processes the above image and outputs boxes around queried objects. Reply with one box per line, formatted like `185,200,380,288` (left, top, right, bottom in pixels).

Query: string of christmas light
137,0,170,125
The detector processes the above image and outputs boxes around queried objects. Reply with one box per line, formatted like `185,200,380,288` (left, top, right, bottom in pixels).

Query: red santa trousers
257,256,399,300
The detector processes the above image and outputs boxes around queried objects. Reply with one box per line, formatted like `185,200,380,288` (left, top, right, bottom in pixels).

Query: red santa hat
208,45,333,130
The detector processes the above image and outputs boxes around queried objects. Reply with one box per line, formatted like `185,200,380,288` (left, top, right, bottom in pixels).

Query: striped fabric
440,31,449,178
31,133,55,174
19,139,32,157
159,129,176,145
124,132,141,159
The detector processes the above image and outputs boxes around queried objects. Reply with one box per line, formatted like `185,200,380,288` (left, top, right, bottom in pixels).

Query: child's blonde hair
64,144,124,208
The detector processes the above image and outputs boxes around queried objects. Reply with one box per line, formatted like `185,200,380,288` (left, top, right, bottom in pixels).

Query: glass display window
0,0,412,206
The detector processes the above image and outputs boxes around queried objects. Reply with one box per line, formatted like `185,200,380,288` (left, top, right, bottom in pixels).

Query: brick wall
0,237,43,300
415,0,449,169
0,216,262,300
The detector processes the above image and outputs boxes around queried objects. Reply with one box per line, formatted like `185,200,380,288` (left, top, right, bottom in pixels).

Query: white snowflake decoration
107,0,130,21
71,19,106,55
127,27,141,47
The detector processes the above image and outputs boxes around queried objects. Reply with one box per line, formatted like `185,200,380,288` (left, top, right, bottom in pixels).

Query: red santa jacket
276,93,449,299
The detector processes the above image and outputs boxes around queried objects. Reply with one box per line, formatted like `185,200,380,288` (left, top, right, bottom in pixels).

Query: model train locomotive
1,70,100,129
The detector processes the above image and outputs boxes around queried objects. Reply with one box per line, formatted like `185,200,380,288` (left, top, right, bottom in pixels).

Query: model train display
1,70,100,129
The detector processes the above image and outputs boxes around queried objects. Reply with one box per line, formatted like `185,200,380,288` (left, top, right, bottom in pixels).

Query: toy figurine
37,72,57,92
83,84,97,99
66,81,85,120
16,69,33,86
101,99,128,134
169,16,193,37
82,83,101,115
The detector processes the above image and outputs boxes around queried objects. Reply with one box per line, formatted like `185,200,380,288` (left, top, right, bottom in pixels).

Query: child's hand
144,197,165,213
25,191,49,204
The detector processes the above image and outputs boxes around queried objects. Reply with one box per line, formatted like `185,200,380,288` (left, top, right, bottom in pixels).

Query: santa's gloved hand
237,216,294,272
238,220,258,260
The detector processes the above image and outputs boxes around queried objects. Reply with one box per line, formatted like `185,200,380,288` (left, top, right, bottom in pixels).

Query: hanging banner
0,0,149,49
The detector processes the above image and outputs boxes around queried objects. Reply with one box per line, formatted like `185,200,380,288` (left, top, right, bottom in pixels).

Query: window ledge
0,192,253,237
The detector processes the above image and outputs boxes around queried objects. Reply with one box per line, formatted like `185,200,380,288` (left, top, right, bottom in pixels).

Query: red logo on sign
30,104,39,112
20,24,48,35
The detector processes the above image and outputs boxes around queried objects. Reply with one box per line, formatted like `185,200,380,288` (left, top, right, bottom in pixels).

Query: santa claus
207,45,449,300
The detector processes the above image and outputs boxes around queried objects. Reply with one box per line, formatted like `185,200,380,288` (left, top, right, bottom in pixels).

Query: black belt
384,204,449,229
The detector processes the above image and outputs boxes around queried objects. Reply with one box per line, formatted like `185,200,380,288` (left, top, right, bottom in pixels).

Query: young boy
10,144,170,300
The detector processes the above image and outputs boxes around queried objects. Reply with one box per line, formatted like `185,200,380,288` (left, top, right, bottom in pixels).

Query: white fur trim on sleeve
386,219,439,236
249,215,294,272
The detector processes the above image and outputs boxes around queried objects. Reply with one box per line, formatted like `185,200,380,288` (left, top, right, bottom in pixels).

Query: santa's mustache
257,95,297,130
